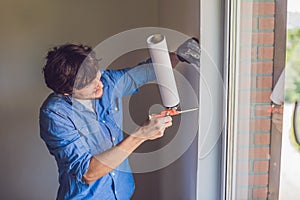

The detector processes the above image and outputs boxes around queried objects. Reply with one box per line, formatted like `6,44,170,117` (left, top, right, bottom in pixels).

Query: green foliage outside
290,103,300,151
285,28,300,102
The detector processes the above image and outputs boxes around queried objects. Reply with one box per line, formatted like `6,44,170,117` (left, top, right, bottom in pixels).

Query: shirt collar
53,93,89,111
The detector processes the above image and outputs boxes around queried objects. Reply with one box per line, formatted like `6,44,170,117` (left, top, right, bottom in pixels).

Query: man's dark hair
43,44,99,94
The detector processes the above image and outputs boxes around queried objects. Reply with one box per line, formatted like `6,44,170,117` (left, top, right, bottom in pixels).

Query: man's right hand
133,116,173,141
83,116,172,184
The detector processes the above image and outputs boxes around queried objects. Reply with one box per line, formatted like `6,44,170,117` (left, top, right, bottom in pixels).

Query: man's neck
75,98,95,112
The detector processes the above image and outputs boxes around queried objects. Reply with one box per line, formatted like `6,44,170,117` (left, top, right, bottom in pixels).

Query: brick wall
237,0,275,199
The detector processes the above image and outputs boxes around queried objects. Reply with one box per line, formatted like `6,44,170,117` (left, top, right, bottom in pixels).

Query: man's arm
82,116,172,184
40,108,93,184
104,53,179,97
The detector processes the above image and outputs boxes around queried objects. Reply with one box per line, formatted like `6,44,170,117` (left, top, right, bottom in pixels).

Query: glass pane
230,1,275,199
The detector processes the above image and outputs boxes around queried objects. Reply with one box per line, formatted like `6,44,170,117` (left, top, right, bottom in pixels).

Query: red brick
253,2,275,15
253,187,268,198
240,47,256,60
257,76,273,88
241,2,275,15
240,32,275,47
239,91,251,103
254,134,270,145
251,90,272,103
250,147,270,159
250,119,271,131
241,17,257,30
258,47,274,59
239,90,271,104
252,32,274,44
238,105,251,118
240,32,253,45
236,188,250,199
249,174,269,185
240,62,252,74
237,148,248,160
238,134,252,146
240,90,272,103
237,161,251,173
238,119,250,131
255,105,272,117
251,62,273,74
259,17,275,30
253,160,269,172
238,147,270,159
238,75,256,88
241,2,252,15
240,62,273,75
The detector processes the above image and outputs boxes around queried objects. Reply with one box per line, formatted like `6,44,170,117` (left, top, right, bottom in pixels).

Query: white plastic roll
147,34,180,108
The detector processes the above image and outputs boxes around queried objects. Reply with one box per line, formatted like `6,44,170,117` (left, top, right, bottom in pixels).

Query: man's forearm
95,134,145,169
82,116,172,184
82,134,145,184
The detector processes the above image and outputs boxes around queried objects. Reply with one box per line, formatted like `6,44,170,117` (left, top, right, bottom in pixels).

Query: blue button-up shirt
40,60,155,200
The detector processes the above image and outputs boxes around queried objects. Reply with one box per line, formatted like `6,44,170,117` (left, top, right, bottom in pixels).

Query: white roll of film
147,34,180,108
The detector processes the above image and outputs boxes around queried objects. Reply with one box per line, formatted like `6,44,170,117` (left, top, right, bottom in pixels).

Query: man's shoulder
100,68,130,82
40,93,72,115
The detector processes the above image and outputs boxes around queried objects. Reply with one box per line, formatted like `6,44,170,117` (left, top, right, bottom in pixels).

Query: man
39,43,174,200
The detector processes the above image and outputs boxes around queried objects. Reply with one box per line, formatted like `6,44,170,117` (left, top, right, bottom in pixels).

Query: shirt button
114,107,118,111
112,137,116,141
111,172,115,176
102,120,106,123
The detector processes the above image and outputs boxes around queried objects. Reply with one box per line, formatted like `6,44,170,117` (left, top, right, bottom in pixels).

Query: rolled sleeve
62,137,92,184
40,109,92,184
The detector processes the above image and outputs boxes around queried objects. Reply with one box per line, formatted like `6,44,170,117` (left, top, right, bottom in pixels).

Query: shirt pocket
109,98,120,114
108,98,123,129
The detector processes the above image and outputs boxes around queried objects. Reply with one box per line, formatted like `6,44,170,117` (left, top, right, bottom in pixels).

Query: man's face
72,71,103,100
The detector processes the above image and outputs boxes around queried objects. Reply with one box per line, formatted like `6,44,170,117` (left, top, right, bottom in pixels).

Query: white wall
0,0,204,199
159,0,200,38
0,1,158,199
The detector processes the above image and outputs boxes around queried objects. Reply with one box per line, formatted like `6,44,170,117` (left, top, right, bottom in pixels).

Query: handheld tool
149,108,198,120
267,104,283,114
